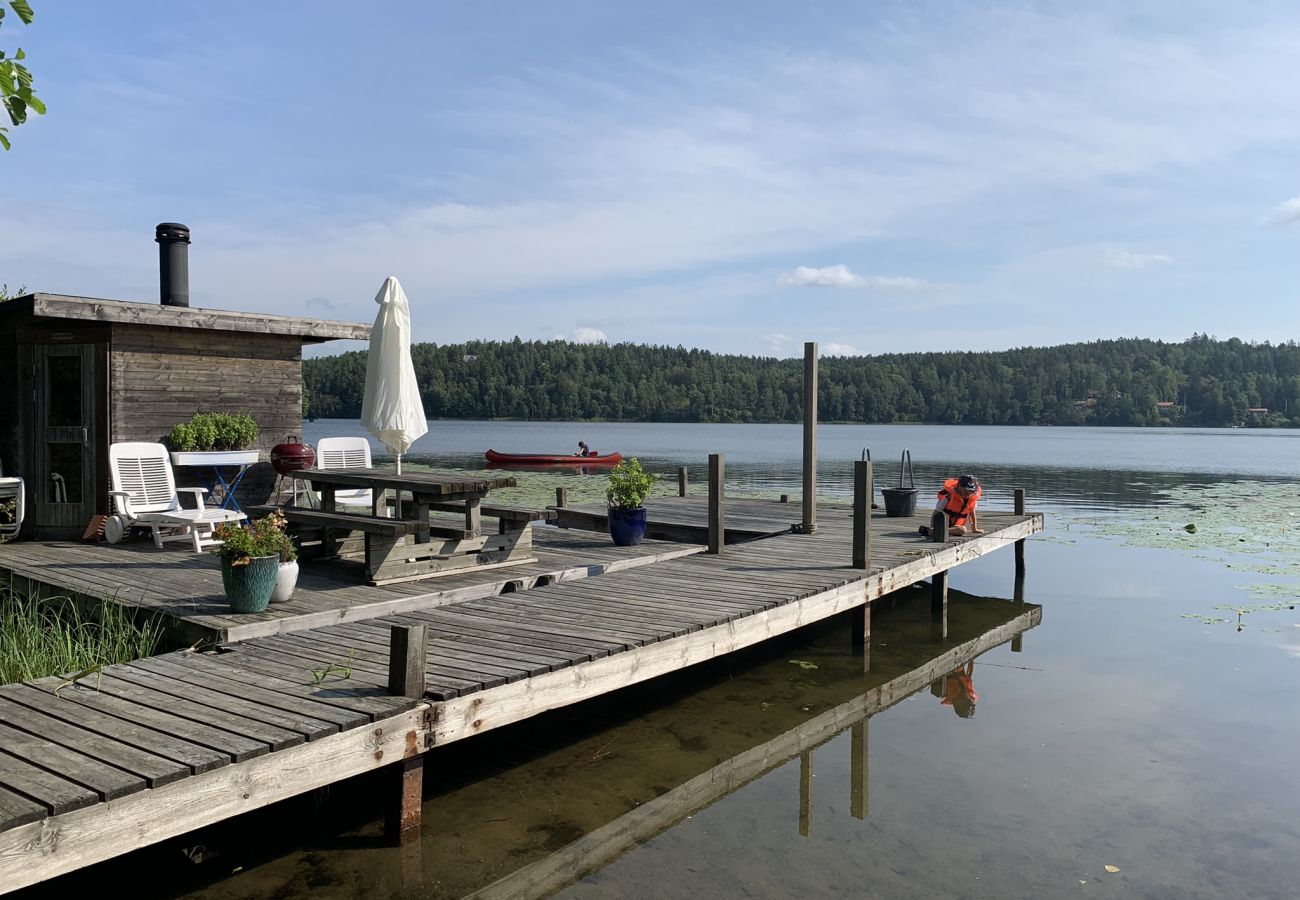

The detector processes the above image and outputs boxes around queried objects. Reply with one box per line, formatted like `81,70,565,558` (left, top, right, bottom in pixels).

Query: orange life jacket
938,478,982,527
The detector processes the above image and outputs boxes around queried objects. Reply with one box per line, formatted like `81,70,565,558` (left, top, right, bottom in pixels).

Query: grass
0,587,164,686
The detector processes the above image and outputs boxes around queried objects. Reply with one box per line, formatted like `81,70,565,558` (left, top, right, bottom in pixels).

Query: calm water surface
23,423,1299,899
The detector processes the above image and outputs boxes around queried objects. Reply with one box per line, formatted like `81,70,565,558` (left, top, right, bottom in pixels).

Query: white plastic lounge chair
107,442,246,551
312,436,382,513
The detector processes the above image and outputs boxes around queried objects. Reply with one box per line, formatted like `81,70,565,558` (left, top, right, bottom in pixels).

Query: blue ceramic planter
608,506,647,546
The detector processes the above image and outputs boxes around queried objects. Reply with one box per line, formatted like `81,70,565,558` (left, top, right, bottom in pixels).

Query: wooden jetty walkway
0,526,703,644
0,495,1041,892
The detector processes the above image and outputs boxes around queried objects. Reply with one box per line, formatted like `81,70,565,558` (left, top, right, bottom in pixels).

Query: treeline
303,334,1300,427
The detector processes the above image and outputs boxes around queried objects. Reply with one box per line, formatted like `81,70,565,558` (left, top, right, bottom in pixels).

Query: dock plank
0,749,100,815
0,722,145,801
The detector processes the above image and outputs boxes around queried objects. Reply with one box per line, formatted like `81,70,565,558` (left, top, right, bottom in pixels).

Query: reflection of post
1011,573,1026,653
931,570,948,640
850,718,869,820
1014,488,1027,575
399,838,424,894
708,454,725,554
799,749,813,837
678,466,688,497
801,342,818,534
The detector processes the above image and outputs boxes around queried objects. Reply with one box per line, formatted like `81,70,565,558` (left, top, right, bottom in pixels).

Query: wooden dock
0,496,1041,892
0,526,703,643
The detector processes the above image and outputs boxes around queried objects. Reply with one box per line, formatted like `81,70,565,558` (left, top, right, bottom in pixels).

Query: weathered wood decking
0,526,703,643
0,497,1041,892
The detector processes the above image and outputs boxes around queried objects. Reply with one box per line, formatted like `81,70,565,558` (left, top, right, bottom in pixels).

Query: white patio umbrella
360,276,428,474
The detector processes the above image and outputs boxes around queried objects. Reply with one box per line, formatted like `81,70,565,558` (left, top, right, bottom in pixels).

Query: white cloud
762,332,794,354
1269,195,1300,225
1103,248,1174,269
861,275,931,291
822,342,858,356
777,266,932,290
571,327,608,344
777,265,865,288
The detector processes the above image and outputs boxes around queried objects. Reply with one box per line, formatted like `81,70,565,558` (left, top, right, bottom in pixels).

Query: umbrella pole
396,453,402,475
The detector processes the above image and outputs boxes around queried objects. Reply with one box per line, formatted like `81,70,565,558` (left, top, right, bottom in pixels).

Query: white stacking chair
312,436,382,513
107,442,246,551
0,461,24,542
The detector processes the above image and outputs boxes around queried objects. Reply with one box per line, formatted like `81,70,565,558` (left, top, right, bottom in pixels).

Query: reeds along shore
0,587,163,686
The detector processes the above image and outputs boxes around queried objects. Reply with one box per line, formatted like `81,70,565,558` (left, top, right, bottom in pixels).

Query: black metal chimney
156,222,190,307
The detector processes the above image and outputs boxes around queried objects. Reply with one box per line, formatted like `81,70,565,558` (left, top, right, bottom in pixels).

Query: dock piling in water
678,466,688,497
386,624,428,845
1014,488,1027,575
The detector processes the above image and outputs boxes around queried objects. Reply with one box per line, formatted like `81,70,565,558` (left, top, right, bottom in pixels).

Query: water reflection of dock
0,496,1040,892
469,599,1041,899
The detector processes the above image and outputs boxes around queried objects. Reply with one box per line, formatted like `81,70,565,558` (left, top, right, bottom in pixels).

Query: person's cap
957,474,979,492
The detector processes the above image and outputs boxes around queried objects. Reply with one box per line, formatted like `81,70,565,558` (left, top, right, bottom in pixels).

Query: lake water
21,423,1300,899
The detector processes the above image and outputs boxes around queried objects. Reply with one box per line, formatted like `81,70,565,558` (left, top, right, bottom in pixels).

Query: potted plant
213,512,290,613
606,457,657,546
168,413,261,466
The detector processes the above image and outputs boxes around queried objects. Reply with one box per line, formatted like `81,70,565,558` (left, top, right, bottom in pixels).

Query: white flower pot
271,559,298,603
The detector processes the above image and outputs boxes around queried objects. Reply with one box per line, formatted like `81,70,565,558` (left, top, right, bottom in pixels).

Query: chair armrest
177,487,209,509
109,490,136,517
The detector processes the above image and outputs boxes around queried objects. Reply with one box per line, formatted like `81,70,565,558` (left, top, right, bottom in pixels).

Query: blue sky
2,1,1298,358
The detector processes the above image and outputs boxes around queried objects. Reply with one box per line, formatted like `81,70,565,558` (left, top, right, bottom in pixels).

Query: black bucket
881,449,918,517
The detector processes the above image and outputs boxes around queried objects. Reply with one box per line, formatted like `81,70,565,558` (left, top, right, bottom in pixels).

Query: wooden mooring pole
852,459,872,570
708,453,725,554
801,341,818,534
931,570,948,641
385,624,427,845
555,486,568,509
678,466,688,497
1014,488,1027,575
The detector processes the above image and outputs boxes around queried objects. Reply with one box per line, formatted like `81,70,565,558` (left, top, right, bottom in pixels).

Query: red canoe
484,449,623,466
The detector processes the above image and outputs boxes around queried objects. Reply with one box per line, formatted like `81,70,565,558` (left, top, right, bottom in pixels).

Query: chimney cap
155,222,191,243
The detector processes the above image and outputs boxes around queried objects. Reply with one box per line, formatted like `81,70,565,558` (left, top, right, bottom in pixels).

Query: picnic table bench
249,468,538,585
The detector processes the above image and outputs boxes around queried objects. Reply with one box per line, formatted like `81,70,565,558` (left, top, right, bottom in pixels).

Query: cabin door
32,344,98,535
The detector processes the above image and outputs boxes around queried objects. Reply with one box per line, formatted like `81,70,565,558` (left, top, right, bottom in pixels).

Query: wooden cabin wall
110,325,303,507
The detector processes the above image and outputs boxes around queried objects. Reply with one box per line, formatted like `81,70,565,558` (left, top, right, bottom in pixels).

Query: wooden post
850,718,869,820
678,466,688,497
852,600,872,672
852,459,872,570
931,509,948,543
707,453,725,554
931,570,948,640
554,486,568,508
779,494,789,503
386,624,427,845
798,750,813,837
1014,488,1027,576
801,342,818,534
1011,573,1026,653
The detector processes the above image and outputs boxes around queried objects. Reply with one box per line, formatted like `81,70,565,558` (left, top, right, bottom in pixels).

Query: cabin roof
4,293,370,343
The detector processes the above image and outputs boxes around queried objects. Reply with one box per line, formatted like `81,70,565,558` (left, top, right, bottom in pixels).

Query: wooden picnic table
279,468,529,585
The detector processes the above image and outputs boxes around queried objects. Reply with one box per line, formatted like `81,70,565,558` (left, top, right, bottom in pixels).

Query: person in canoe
576,441,597,457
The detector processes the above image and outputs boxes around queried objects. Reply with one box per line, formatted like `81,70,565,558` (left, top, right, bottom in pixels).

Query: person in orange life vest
931,661,979,718
936,473,983,535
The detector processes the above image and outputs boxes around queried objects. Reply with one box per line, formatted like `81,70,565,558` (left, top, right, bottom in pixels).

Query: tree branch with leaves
0,0,44,150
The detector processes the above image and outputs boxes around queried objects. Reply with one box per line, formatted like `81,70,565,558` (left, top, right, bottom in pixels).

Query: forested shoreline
304,334,1300,428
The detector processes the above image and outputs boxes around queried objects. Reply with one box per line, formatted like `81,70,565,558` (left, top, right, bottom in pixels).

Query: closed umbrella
360,276,428,474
